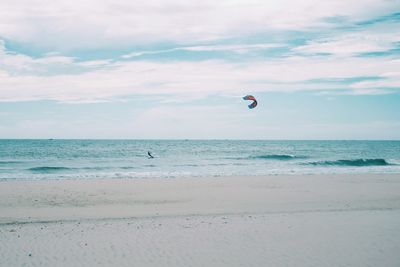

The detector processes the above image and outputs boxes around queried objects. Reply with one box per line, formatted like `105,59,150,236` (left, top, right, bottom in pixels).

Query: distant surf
0,161,24,164
308,159,392,167
28,166,137,172
250,154,306,160
29,166,71,172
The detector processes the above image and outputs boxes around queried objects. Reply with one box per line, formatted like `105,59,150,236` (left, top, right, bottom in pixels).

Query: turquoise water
1,140,400,180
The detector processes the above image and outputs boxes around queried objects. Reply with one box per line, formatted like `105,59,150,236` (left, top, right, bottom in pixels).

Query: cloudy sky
0,0,399,139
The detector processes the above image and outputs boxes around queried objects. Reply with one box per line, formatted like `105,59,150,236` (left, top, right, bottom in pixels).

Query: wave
75,166,136,170
143,164,156,167
28,166,137,172
174,164,199,167
250,154,306,160
0,161,24,164
118,166,136,170
29,166,71,172
308,159,392,167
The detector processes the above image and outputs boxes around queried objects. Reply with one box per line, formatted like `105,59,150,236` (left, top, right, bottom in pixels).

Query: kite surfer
148,151,154,158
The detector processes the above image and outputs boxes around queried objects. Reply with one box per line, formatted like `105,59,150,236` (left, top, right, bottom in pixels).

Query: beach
1,173,400,266
1,0,400,265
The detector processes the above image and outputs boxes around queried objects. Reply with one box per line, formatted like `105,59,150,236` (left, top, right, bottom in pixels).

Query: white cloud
349,69,400,94
0,0,398,51
1,42,400,102
1,0,399,103
122,43,283,58
0,41,121,78
293,31,400,56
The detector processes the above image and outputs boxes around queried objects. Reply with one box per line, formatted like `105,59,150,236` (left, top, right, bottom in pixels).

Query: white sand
1,174,400,266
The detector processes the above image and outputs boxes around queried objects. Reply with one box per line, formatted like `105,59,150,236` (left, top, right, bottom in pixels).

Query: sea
0,140,400,180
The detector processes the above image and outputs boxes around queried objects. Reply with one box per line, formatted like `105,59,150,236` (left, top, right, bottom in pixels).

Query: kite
242,95,257,109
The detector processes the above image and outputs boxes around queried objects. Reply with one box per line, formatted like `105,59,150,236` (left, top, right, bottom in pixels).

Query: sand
1,174,400,266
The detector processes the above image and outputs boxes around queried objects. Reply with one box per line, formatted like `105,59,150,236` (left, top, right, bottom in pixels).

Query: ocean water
0,140,400,180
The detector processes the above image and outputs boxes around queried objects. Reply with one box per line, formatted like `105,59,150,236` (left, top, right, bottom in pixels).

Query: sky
0,0,399,139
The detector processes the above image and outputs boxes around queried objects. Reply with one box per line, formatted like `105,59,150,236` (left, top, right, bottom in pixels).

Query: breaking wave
308,159,392,167
29,166,71,172
0,161,24,164
28,166,137,172
251,154,306,160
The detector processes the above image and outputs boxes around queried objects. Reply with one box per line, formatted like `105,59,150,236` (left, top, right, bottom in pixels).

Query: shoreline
1,173,399,224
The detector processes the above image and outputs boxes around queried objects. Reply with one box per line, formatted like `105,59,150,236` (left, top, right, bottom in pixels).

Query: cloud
293,35,393,56
0,40,124,80
349,70,400,94
1,40,399,103
121,43,283,58
292,11,400,57
0,1,399,103
0,0,398,51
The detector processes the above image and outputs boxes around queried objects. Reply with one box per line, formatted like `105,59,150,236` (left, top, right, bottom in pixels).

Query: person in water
148,151,154,158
